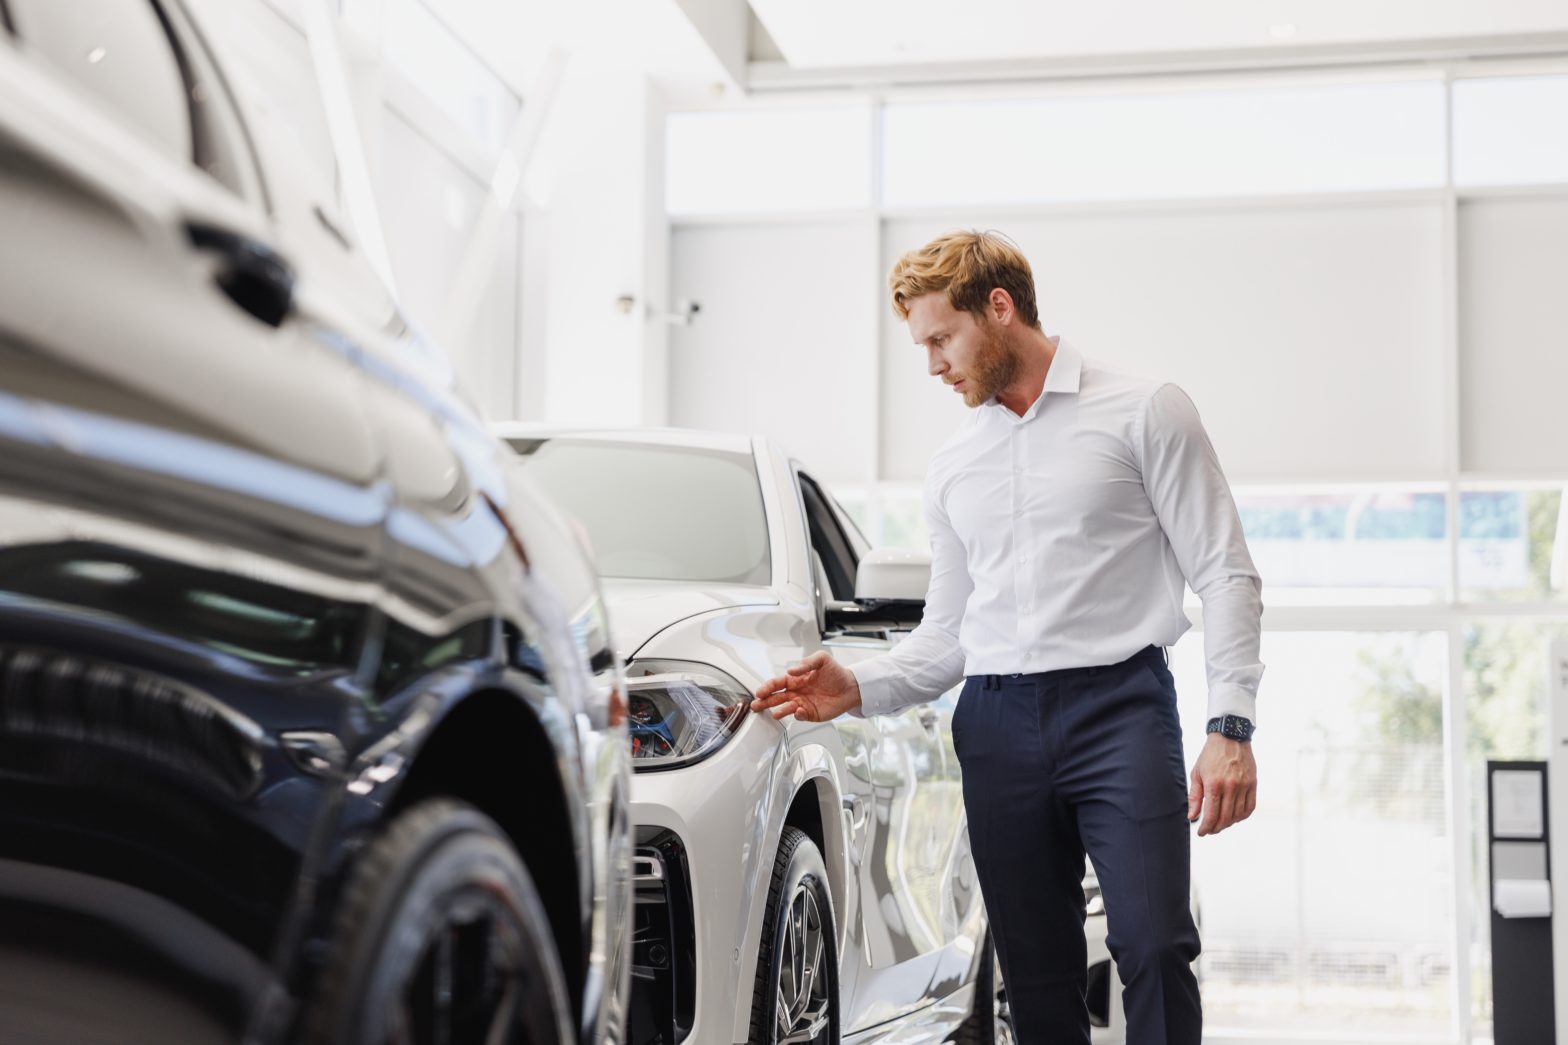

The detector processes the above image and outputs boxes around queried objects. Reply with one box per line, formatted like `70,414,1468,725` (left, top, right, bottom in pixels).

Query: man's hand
750,651,862,723
1188,733,1257,837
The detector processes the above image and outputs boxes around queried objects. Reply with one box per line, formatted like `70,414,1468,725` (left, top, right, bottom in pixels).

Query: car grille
630,829,696,1045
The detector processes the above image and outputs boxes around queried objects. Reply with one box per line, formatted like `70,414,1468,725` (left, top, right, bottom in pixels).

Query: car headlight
624,659,748,771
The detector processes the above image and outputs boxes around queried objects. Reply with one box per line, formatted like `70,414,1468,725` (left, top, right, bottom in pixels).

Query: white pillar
520,64,671,427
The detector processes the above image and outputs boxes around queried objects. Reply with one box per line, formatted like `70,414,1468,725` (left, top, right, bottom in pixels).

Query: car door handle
842,792,869,833
187,222,295,327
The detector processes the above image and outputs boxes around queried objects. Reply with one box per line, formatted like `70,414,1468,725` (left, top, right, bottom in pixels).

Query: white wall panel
882,202,1447,483
666,108,872,216
376,110,518,420
1459,197,1568,475
882,81,1446,207
1453,76,1568,188
670,223,876,481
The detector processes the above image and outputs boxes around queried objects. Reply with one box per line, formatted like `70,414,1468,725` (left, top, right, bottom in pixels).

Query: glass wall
1173,632,1452,1037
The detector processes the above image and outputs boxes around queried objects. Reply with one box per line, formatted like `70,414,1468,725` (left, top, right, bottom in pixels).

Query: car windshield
508,438,771,585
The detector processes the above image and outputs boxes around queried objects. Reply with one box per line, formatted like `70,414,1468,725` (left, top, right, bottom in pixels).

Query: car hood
600,578,777,660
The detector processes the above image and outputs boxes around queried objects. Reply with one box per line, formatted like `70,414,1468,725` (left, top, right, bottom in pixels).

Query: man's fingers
752,674,789,701
1214,782,1238,835
753,668,815,708
755,654,832,706
1187,769,1203,823
788,651,829,676
1197,797,1219,837
1197,775,1223,836
1240,786,1258,822
750,682,795,711
770,700,799,721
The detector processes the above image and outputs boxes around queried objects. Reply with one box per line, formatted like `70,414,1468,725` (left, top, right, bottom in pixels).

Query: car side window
9,1,192,164
824,487,871,557
6,0,259,199
798,471,860,602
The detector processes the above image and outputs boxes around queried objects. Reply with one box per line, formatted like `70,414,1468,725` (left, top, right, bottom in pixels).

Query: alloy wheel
774,879,831,1045
390,887,532,1045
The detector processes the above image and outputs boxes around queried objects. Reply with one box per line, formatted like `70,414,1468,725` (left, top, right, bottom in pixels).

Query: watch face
1209,715,1254,741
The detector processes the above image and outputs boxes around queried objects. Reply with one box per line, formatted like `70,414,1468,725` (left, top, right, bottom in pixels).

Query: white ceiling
748,0,1568,70
424,0,733,94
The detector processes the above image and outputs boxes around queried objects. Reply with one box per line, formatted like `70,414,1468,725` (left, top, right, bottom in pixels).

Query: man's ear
988,287,1016,325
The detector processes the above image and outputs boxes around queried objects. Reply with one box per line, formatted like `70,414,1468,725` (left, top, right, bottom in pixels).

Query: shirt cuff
1207,683,1258,727
849,658,903,718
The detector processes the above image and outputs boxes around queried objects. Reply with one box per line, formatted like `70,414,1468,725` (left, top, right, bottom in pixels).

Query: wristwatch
1205,714,1254,742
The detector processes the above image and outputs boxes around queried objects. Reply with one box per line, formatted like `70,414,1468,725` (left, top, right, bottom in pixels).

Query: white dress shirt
852,338,1265,724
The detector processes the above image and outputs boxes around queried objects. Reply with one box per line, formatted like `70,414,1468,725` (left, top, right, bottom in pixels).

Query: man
750,230,1263,1044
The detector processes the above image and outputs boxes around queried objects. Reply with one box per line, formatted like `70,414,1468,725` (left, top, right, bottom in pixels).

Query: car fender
725,730,850,1042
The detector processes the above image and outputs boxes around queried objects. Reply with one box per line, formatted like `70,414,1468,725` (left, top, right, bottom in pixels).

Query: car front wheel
304,798,574,1045
747,826,837,1045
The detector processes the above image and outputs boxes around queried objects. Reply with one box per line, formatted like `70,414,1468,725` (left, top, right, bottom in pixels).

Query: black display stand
1489,760,1555,1045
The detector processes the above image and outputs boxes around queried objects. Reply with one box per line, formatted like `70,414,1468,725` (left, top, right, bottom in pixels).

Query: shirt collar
991,337,1082,422
1041,337,1083,396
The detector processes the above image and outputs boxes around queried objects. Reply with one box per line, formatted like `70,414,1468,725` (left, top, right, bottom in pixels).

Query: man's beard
961,321,1020,408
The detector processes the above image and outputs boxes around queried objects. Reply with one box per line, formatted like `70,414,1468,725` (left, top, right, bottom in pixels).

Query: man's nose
927,348,945,377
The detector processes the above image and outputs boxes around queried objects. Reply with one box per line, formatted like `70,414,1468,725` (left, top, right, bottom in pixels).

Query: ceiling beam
746,31,1568,95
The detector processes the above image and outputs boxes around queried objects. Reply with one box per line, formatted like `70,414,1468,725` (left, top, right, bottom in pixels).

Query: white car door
795,469,958,1030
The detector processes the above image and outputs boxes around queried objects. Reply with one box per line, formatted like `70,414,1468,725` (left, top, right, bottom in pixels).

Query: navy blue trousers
952,645,1201,1045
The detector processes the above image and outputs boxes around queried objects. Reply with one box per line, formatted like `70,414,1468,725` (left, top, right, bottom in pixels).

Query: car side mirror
852,547,929,624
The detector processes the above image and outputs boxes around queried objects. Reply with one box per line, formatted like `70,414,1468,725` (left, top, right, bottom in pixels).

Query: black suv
0,3,632,1043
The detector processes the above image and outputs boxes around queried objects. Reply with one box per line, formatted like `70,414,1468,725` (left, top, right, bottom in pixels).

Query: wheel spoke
803,915,824,1004
791,897,806,989
776,983,792,1038
778,999,831,1045
432,926,456,1045
483,977,523,1045
455,913,503,1041
779,905,798,1016
387,997,416,1045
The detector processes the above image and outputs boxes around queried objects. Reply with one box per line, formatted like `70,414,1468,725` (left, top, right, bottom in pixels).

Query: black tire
303,798,574,1045
747,827,838,1045
956,932,1013,1045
